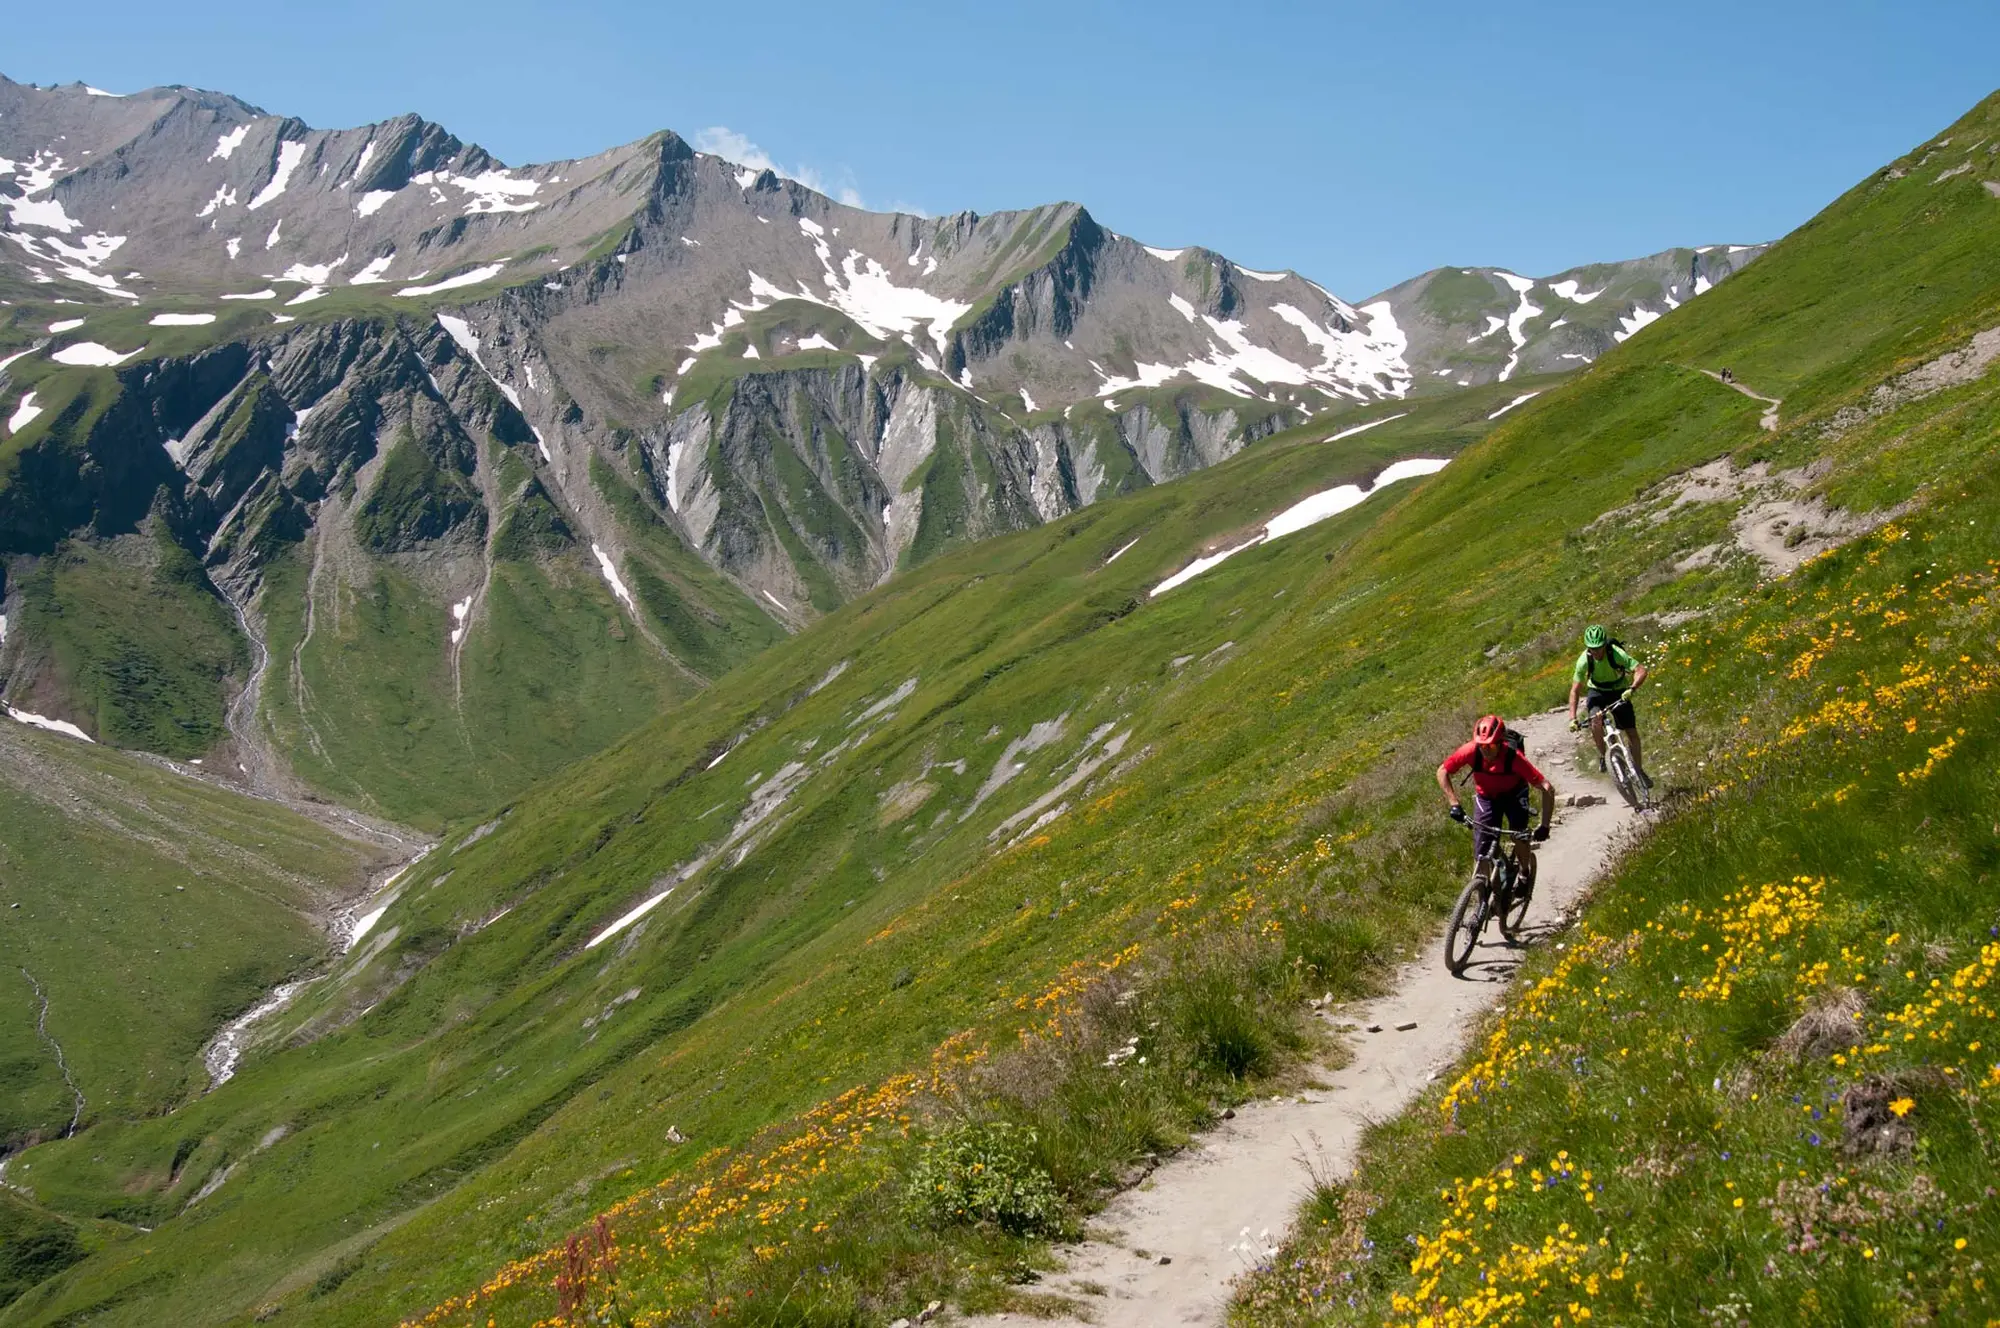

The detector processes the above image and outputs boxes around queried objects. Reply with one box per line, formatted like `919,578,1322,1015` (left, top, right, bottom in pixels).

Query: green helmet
1583,624,1609,648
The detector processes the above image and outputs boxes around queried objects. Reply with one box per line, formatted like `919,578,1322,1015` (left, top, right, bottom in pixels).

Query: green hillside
0,373,1521,1325
4,92,1999,1328
0,720,397,1301
1233,105,2000,1327
0,724,395,1146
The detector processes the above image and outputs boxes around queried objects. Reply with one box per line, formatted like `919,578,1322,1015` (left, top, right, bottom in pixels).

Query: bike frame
1584,696,1652,809
1471,825,1534,895
1445,822,1539,975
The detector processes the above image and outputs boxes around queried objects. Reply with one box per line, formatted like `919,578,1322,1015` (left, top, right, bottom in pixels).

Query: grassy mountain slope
0,306,787,829
0,721,395,1149
7,94,1999,1328
0,377,1522,1326
1223,101,2000,1326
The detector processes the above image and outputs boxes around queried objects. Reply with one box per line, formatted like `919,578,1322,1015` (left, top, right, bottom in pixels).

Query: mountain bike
1443,824,1538,976
1581,695,1651,810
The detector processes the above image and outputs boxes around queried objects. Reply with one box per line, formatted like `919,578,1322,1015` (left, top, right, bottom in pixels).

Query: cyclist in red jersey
1436,714,1555,879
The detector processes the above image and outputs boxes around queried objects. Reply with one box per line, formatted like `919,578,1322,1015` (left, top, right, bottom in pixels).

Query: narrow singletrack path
1700,369,1782,430
959,710,1645,1327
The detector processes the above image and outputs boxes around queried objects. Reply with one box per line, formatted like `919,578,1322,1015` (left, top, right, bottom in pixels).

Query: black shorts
1585,690,1636,731
1473,786,1532,858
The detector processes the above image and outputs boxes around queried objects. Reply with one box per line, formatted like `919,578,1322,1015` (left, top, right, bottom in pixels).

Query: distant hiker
1438,714,1554,879
1568,625,1651,785
1720,367,1734,384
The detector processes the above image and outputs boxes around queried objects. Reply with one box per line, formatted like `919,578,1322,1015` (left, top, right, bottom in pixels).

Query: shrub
900,1121,1062,1235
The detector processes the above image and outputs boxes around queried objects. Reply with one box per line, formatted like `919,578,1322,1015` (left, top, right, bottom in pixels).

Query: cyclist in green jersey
1566,624,1652,785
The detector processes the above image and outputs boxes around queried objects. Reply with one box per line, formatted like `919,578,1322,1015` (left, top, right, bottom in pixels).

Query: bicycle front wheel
1444,871,1489,976
1499,853,1535,940
1607,742,1642,810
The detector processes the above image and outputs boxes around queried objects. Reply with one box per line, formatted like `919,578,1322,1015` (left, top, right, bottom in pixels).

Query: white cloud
692,126,870,211
694,126,777,175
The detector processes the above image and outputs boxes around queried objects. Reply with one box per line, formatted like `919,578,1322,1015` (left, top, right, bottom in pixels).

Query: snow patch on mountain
437,313,552,461
197,184,237,219
6,706,93,742
1096,297,1408,404
1614,305,1662,342
399,263,504,296
210,125,249,161
246,140,307,211
1271,300,1412,399
1548,279,1603,304
7,391,42,434
413,169,541,215
693,223,971,364
1488,391,1540,419
51,341,142,366
1151,457,1450,596
1326,412,1408,442
1495,273,1541,382
586,888,675,949
592,544,637,613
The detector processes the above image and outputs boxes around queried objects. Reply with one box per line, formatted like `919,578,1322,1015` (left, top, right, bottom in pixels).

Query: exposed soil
1701,369,1782,430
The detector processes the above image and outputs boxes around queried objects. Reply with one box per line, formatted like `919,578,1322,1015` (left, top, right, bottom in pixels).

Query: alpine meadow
0,57,1998,1328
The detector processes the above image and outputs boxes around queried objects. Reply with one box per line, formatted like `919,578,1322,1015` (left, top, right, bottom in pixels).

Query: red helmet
1473,714,1505,744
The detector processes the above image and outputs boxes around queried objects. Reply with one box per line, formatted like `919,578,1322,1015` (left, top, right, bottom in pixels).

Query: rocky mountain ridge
0,75,1762,809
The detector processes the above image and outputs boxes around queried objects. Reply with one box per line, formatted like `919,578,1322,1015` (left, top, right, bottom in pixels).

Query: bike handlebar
1453,822,1539,841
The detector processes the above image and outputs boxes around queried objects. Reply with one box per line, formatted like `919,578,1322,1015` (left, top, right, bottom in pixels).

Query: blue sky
8,0,1996,296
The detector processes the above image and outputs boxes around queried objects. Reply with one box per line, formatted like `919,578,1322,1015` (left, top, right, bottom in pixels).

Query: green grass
1216,89,2000,1328
1236,503,2000,1326
352,426,484,553
254,539,694,830
7,91,2000,1328
0,375,1525,1326
587,456,786,678
0,722,391,1151
3,526,246,756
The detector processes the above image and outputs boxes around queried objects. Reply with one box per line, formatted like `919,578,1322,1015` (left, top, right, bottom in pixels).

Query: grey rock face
1371,246,1770,390
1,74,1765,629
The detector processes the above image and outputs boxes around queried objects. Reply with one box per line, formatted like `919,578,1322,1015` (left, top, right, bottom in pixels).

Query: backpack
1589,639,1632,689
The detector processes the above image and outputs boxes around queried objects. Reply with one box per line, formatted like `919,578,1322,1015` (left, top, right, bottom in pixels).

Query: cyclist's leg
1502,788,1532,876
1586,698,1609,766
1471,794,1499,878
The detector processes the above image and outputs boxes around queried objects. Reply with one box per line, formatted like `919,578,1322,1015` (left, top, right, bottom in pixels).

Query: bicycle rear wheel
1444,870,1489,976
1499,853,1535,940
1607,742,1642,810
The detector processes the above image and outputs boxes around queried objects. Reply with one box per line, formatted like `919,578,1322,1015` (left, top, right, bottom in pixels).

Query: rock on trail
957,709,1644,1328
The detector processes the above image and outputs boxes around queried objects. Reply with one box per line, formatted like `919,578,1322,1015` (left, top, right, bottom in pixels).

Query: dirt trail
1701,369,1782,430
960,710,1644,1328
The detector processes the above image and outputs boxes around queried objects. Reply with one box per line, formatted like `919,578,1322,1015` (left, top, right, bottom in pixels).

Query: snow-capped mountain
0,75,1761,790
1376,246,1766,388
